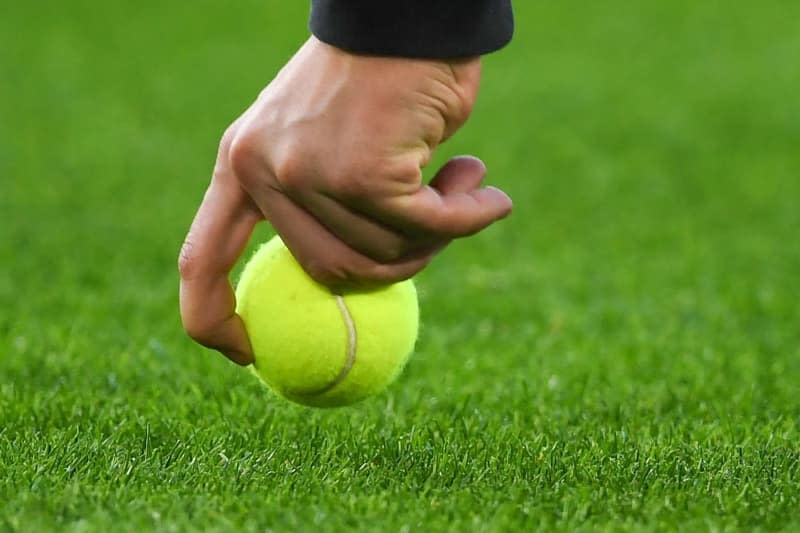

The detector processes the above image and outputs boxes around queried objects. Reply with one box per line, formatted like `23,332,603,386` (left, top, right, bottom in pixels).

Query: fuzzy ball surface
235,237,419,407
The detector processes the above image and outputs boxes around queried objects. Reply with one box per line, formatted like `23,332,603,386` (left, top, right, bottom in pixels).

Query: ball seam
301,293,357,396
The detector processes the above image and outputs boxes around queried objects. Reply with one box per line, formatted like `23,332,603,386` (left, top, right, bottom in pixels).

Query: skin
179,37,513,365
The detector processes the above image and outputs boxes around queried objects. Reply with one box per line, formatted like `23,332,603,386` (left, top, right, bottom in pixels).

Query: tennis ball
235,236,419,408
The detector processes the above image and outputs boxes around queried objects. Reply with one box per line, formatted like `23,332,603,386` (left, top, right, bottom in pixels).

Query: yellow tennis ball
235,236,419,408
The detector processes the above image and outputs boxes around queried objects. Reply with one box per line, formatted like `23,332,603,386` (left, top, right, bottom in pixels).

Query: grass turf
2,1,799,531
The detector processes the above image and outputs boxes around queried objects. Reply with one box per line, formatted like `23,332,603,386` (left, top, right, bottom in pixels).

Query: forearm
309,0,514,59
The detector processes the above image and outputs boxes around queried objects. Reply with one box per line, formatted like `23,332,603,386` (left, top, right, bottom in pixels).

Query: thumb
429,155,490,194
406,155,513,238
359,155,512,239
430,156,514,229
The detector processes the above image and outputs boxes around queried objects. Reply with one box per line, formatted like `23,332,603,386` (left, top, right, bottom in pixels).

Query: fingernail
225,350,254,366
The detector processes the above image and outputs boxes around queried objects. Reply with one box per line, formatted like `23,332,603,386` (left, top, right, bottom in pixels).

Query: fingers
252,185,437,289
179,175,262,365
361,155,513,239
249,155,510,289
293,156,499,262
289,189,434,262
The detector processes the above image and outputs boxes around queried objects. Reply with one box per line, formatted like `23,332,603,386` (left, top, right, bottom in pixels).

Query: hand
179,37,512,365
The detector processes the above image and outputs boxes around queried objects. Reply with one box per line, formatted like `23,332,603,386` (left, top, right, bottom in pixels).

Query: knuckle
177,239,199,280
218,124,239,156
272,152,309,193
228,129,264,182
179,306,225,348
181,317,215,347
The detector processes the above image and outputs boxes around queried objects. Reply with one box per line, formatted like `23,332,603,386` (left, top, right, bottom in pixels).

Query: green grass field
2,1,800,531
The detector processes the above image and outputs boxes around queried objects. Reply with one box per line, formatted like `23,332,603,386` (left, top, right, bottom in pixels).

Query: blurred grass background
2,1,799,531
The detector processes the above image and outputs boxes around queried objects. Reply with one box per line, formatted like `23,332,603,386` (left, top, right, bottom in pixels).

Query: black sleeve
309,1,514,59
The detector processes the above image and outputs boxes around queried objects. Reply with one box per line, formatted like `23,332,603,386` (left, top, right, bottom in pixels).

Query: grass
2,0,799,531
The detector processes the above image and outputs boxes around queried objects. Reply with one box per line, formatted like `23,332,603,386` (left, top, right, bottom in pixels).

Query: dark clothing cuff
309,1,514,59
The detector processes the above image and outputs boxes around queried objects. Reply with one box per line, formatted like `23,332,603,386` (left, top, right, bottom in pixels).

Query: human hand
179,37,512,365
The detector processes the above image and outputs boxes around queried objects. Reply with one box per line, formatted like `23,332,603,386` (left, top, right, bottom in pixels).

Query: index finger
179,175,262,365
